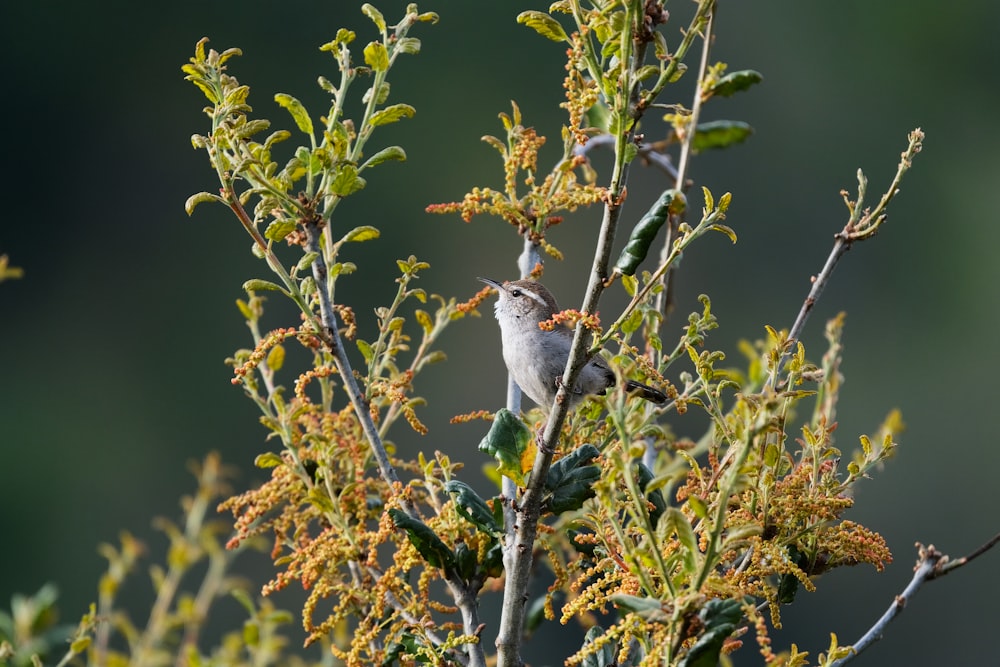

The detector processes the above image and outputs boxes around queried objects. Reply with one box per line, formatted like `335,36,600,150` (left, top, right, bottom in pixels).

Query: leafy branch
183,6,496,666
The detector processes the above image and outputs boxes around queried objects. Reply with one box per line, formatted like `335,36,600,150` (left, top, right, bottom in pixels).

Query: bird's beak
478,277,503,291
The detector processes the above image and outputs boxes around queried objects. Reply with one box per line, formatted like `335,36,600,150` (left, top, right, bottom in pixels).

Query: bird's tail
624,379,668,404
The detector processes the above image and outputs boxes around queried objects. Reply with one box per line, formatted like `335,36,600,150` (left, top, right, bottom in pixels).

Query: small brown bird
480,278,667,412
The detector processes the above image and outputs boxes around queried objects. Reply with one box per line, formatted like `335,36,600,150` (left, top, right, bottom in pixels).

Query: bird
479,277,667,413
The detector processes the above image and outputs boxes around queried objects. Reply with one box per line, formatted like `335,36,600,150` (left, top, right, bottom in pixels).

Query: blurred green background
2,1,998,664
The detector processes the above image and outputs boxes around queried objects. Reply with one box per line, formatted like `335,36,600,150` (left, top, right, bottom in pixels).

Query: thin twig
934,532,1000,575
830,535,1000,666
775,129,924,387
574,134,678,180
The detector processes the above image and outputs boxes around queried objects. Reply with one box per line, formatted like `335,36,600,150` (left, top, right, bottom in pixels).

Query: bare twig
775,129,924,387
830,535,1000,666
935,532,1000,575
574,134,678,180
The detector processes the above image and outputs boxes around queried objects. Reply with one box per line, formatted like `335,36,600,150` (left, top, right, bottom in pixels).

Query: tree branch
495,240,542,667
574,134,678,180
831,535,1000,666
776,129,924,386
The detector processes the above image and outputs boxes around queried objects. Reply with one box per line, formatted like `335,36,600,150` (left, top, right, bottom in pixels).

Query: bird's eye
511,289,522,297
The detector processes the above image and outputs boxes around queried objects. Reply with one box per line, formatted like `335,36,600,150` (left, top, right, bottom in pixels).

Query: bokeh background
2,1,998,664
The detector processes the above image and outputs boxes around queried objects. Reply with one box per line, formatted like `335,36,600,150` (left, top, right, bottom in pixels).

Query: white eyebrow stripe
518,287,548,307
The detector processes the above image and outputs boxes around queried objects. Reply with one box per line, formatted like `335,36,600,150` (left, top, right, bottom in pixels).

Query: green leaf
364,82,390,105
702,186,715,214
414,309,433,334
361,145,407,170
687,494,708,520
705,69,763,98
236,118,270,139
193,37,208,63
340,225,380,243
415,350,446,372
585,100,611,133
295,252,319,275
623,141,638,164
454,541,477,581
396,36,421,55
580,626,617,667
317,75,337,94
295,145,324,176
356,339,374,363
266,344,285,371
382,633,423,667
663,507,699,574
370,103,415,127
363,41,390,71
621,273,638,297
778,545,806,603
544,444,600,514
525,594,549,636
329,164,367,196
614,189,683,276
607,109,634,137
482,542,503,579
70,637,91,654
321,28,355,51
306,486,336,513
264,129,291,149
633,462,666,526
444,480,500,534
274,93,313,135
184,191,223,215
254,452,284,468
264,219,298,241
567,529,597,558
388,508,456,571
235,299,254,320
516,10,568,42
717,191,733,213
622,309,644,335
635,64,659,83
691,120,753,152
361,3,386,32
243,279,285,293
678,599,744,667
185,75,218,104
330,261,357,276
479,408,533,486
396,256,430,275
611,594,670,623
